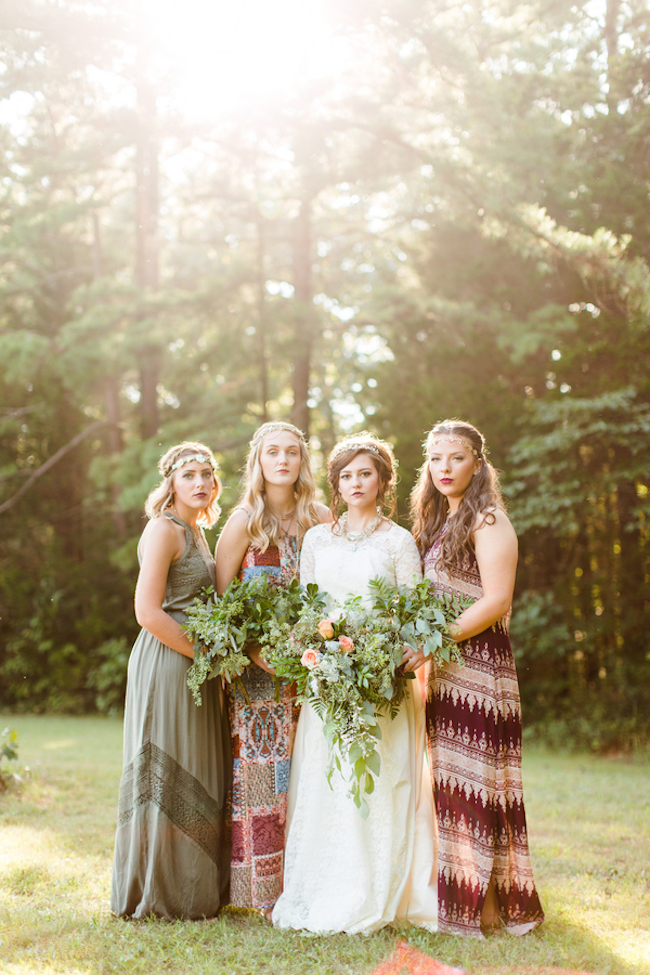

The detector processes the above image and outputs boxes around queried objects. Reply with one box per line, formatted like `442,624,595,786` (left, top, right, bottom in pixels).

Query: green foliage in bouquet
367,577,470,667
262,576,472,818
262,604,394,818
184,576,325,705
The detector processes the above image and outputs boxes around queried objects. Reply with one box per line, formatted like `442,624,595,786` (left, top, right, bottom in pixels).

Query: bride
272,434,437,935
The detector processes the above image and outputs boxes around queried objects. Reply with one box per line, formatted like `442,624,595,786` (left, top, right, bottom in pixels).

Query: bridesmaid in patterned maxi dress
111,442,231,919
215,422,330,919
410,420,544,938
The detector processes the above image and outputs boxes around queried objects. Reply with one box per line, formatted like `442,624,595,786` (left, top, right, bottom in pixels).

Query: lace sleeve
393,529,423,588
299,528,317,586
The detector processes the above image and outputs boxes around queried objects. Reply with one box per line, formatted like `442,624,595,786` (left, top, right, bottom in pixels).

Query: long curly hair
327,433,397,527
145,441,222,528
410,420,504,567
238,421,321,552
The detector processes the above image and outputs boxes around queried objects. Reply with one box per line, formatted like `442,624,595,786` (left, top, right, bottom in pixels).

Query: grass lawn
0,714,648,975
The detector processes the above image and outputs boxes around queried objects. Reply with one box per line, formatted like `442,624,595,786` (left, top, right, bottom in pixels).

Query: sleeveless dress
228,535,301,910
423,525,544,937
272,522,438,934
111,513,232,919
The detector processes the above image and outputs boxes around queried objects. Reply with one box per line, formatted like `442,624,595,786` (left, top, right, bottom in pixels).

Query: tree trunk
92,211,126,538
135,72,160,439
255,211,269,422
291,200,312,436
604,0,621,112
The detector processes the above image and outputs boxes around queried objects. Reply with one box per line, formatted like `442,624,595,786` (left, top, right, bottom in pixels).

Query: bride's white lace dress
272,522,438,934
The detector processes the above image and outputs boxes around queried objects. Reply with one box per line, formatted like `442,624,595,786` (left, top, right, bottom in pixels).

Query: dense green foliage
1,1,648,749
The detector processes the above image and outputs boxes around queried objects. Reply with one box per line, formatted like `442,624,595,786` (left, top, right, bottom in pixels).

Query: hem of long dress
438,914,544,939
504,916,544,936
111,905,222,922
272,918,386,936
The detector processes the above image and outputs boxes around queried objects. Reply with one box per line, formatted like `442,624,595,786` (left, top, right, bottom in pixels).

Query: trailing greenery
263,578,469,816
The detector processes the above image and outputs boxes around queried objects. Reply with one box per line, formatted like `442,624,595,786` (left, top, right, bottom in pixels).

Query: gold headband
429,436,480,459
330,440,381,461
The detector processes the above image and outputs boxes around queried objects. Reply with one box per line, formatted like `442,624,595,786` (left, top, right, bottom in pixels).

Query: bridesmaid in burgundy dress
215,421,330,919
410,419,544,938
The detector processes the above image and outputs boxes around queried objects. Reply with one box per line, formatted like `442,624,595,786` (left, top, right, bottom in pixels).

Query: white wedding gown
272,522,438,934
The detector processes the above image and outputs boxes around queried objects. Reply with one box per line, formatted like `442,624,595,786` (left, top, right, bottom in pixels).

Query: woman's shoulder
140,513,186,559
384,521,417,545
304,521,333,542
472,507,517,556
473,506,514,533
314,501,333,524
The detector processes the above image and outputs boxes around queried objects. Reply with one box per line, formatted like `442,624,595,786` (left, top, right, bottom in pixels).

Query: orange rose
301,648,321,670
317,619,335,640
338,635,354,653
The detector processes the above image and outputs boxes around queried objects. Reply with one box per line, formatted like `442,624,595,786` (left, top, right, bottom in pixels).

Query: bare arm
316,502,333,524
134,518,196,658
393,529,428,673
215,507,275,674
215,509,251,595
449,509,518,642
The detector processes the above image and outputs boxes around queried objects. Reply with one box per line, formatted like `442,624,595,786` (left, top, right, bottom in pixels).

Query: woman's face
172,461,217,514
338,453,381,509
259,431,302,487
428,437,481,506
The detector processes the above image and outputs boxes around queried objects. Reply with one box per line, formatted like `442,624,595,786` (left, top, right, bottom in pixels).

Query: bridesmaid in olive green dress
111,442,231,920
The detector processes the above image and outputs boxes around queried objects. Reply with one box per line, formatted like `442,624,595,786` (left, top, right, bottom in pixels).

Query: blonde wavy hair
409,419,504,566
145,441,222,528
238,422,320,551
327,433,398,526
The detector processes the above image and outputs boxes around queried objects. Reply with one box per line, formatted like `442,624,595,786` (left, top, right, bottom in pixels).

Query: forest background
0,0,648,752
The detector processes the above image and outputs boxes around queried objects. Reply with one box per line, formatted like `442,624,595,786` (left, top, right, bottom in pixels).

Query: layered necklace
272,507,299,580
339,507,383,551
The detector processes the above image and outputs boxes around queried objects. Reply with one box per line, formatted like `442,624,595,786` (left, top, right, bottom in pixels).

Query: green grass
0,715,648,975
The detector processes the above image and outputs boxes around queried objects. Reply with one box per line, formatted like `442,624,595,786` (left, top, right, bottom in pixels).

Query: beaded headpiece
165,453,219,476
251,422,306,445
429,436,480,459
330,440,382,461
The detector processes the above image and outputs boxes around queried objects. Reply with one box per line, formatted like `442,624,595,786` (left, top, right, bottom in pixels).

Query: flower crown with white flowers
165,453,219,476
251,422,306,445
329,440,382,461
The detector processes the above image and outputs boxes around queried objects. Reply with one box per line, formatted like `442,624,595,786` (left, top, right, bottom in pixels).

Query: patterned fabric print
424,530,544,938
229,538,300,909
117,741,227,867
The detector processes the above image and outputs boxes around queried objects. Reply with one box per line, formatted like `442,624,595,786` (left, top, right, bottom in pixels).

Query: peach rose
338,635,354,653
301,648,321,670
317,619,335,640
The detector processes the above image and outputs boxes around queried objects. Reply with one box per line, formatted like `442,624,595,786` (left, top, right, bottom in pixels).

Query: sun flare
140,0,349,120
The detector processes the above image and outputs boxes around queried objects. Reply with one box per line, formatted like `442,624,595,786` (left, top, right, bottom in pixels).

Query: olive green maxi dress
111,513,231,919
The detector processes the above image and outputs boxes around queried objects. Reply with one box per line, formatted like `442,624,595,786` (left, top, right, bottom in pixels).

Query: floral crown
251,422,306,445
429,436,481,459
165,453,219,476
330,440,382,461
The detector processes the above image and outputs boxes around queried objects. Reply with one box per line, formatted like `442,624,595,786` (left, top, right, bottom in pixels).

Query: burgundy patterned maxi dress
228,535,301,910
424,525,544,937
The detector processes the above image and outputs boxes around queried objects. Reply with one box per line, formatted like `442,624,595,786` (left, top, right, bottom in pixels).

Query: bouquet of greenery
367,576,468,667
262,577,470,818
183,575,325,705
